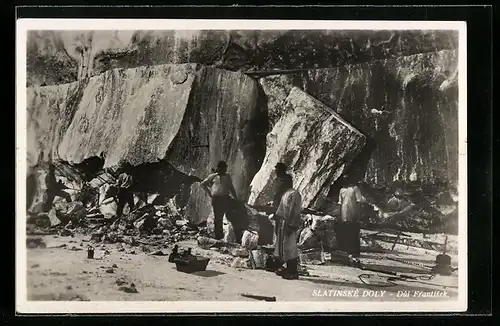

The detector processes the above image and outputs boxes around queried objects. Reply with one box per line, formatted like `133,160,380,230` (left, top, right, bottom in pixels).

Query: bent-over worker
50,180,72,204
271,176,302,280
387,189,412,212
201,161,239,240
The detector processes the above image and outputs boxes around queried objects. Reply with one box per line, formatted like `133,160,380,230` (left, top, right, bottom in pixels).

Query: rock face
260,50,459,187
248,87,366,209
27,30,458,87
26,63,265,223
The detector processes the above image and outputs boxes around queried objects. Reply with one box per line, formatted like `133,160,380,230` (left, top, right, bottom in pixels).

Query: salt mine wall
26,63,264,222
27,30,459,190
27,30,458,86
260,49,459,188
26,30,460,228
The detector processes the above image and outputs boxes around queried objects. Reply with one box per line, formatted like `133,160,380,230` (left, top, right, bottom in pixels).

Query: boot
275,264,286,276
282,258,299,280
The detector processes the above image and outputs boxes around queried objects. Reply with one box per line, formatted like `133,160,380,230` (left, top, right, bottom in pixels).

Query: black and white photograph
16,19,467,313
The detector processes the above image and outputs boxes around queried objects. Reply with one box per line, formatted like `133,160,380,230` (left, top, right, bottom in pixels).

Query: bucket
87,246,95,259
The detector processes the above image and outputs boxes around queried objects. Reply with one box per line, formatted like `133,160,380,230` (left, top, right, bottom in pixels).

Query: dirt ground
26,233,459,302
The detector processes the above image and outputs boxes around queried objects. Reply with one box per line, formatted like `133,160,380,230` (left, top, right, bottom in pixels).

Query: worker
271,163,293,208
387,189,412,212
114,163,135,218
270,175,302,280
50,180,72,204
337,173,368,265
201,161,239,240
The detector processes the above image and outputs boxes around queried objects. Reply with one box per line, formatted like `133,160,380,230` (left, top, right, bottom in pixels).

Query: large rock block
26,63,264,223
260,50,459,187
248,87,366,209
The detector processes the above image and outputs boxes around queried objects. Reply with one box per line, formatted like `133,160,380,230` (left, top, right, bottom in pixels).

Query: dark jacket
273,174,293,207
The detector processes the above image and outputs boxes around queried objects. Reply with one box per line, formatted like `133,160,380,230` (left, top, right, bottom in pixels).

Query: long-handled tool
240,293,277,302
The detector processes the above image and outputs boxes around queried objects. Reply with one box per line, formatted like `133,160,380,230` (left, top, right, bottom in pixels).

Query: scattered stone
69,246,83,251
141,246,151,253
112,264,118,268
231,257,252,269
91,233,103,242
118,247,125,252
115,278,127,286
249,250,268,269
299,249,324,265
118,283,138,294
152,227,163,235
197,236,239,249
298,265,310,276
232,248,249,258
241,230,259,250
26,237,46,249
128,250,136,255
106,268,114,273
151,250,165,256
175,219,188,227
158,217,174,229
34,214,51,228
50,244,67,249
48,208,62,227
59,229,74,237
66,285,73,290
31,264,40,268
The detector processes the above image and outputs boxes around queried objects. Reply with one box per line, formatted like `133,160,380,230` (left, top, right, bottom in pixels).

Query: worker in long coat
271,176,302,280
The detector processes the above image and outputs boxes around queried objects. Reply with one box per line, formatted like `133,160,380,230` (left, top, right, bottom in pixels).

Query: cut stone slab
247,87,367,209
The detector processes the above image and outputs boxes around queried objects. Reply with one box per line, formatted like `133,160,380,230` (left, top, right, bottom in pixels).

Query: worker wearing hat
201,161,239,240
272,163,293,208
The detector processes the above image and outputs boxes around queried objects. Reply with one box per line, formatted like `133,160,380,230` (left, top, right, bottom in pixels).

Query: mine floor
25,233,459,302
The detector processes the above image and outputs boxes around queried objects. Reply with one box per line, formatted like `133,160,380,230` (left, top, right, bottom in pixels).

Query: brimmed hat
275,162,288,171
216,161,228,172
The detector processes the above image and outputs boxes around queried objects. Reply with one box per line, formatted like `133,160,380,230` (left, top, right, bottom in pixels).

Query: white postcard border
16,19,468,314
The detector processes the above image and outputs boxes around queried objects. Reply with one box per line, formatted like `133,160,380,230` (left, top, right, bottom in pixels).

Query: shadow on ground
192,270,226,277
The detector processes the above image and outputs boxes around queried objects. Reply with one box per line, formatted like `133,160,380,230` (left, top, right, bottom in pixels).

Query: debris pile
26,192,208,248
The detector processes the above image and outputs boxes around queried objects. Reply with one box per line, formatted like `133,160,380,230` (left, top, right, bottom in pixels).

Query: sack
249,250,267,269
241,230,259,250
297,227,321,249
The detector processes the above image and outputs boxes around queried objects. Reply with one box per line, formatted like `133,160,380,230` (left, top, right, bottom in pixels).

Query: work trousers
335,220,361,257
211,195,230,240
116,188,135,218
